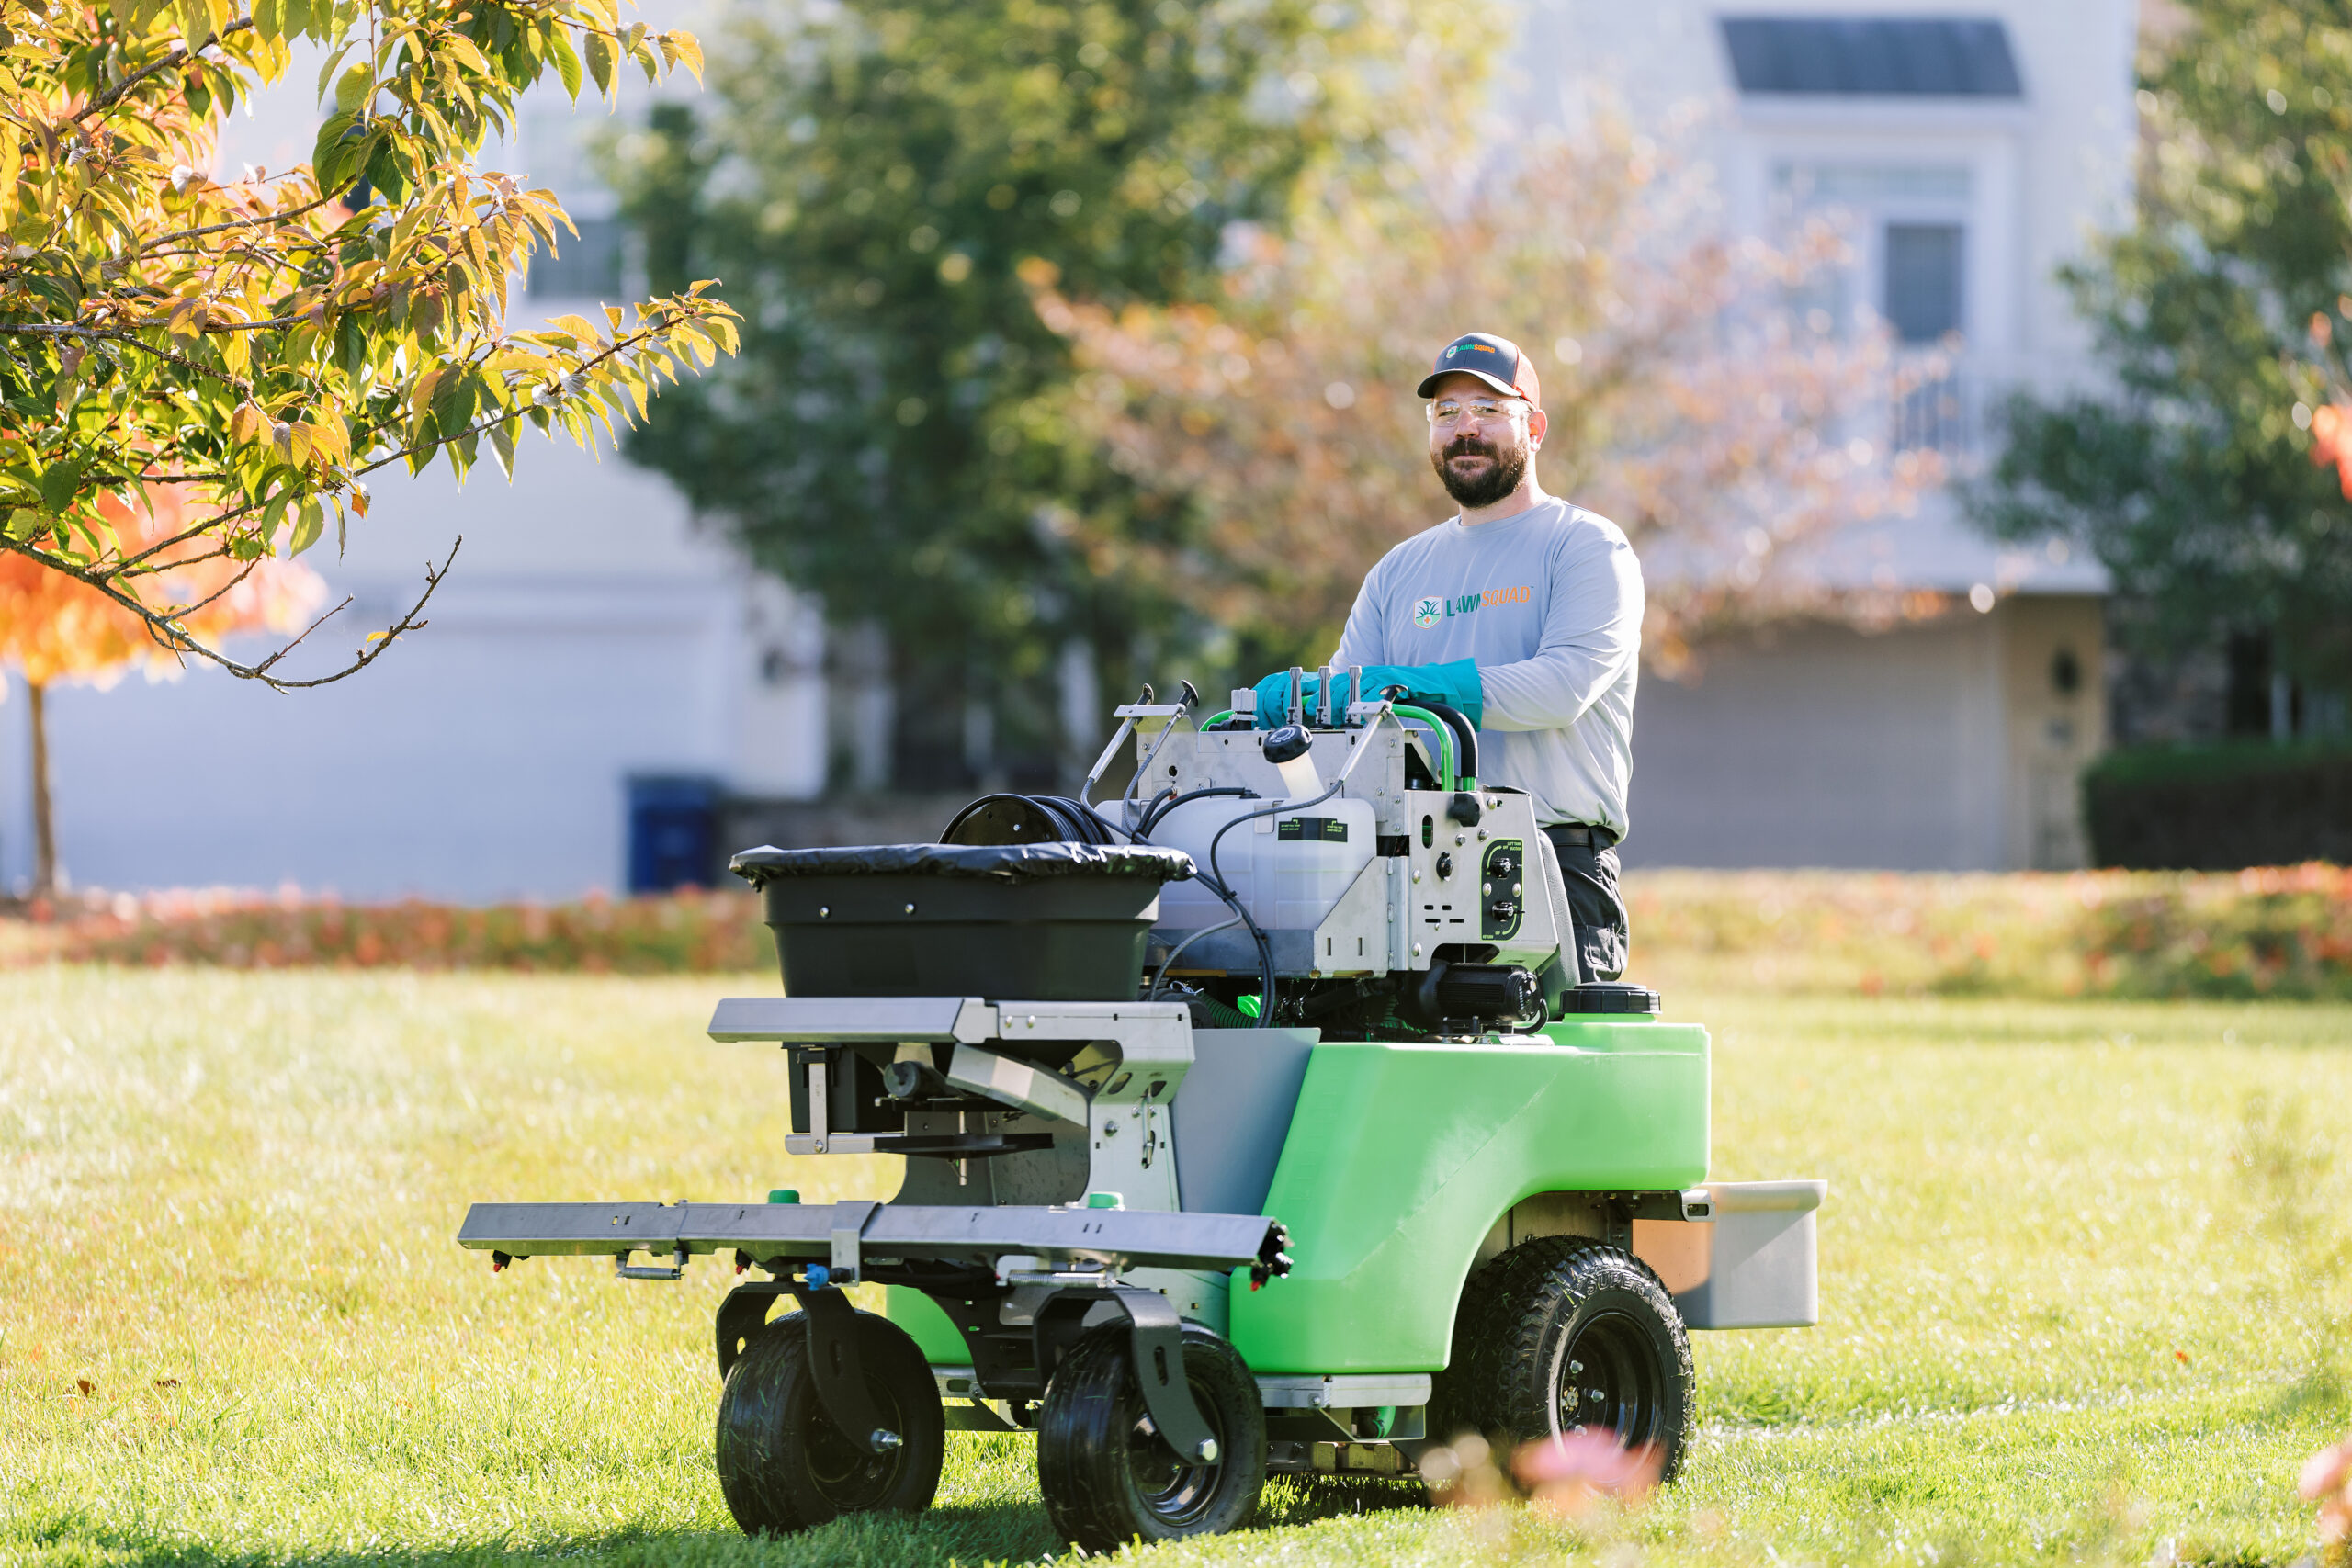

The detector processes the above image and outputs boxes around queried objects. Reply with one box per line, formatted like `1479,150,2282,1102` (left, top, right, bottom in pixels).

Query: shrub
36,887,767,974
2084,741,2352,870
9,867,2350,1001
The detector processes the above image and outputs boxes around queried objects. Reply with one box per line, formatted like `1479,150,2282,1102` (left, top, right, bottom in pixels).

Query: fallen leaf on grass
74,1379,94,1396
153,1378,181,1389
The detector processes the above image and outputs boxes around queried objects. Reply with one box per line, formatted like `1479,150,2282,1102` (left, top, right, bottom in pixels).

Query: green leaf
431,367,479,434
288,499,324,555
333,59,373,115
36,457,84,513
313,41,356,104
549,28,582,99
317,130,379,200
584,30,615,100
489,412,519,479
310,109,357,182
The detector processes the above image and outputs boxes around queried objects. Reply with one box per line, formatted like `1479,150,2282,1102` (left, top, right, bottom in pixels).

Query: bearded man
1329,331,1645,986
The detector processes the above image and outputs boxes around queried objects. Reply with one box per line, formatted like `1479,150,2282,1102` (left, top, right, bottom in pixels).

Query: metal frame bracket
1114,1286,1219,1466
829,1198,882,1283
710,1277,901,1458
614,1244,687,1281
790,1280,902,1458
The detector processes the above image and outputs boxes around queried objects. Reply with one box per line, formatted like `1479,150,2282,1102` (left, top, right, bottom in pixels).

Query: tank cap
1085,1191,1125,1210
766,1189,801,1204
1262,725,1310,763
1559,983,1662,1015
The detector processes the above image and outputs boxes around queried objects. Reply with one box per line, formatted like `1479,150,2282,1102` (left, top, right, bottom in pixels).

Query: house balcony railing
1890,351,1973,458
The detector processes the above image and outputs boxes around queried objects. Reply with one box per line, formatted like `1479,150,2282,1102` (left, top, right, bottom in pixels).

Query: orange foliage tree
0,486,319,897
1038,95,1948,674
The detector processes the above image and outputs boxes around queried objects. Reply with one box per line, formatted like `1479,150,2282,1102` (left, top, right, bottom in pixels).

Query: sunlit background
3,0,2339,903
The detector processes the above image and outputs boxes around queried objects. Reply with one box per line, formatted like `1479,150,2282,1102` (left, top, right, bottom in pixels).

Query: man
1329,331,1644,986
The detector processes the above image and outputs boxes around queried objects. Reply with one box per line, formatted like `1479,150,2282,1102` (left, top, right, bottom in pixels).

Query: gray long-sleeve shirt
1330,494,1644,837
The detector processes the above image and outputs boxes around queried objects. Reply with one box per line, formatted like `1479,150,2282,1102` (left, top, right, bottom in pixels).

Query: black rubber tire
1432,1235,1693,1481
1035,1320,1267,1552
712,1307,945,1535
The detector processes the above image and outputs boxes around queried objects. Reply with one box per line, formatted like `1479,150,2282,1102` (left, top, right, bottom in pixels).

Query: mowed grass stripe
1,971,2341,1565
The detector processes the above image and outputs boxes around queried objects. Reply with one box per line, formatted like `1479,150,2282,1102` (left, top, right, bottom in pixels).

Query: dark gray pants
1540,828,1629,986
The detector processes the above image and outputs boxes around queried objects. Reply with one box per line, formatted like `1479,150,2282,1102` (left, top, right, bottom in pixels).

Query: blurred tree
606,0,1491,784
1973,0,2352,707
0,0,737,691
1043,100,1943,672
0,488,320,897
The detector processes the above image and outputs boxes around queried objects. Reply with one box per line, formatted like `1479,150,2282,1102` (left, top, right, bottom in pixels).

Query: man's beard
1431,434,1529,509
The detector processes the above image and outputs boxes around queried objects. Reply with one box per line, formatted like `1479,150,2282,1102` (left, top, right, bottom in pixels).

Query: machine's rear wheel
1036,1320,1267,1551
1433,1236,1693,1480
713,1307,944,1534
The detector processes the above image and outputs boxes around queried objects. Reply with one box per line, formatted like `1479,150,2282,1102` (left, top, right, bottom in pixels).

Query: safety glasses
1425,396,1530,427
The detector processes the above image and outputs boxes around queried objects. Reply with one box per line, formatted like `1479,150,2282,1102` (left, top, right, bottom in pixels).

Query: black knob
1446,792,1483,826
883,1059,948,1100
1435,852,1453,879
1262,725,1310,763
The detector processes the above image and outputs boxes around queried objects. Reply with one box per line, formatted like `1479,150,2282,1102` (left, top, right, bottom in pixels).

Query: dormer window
1719,17,2023,97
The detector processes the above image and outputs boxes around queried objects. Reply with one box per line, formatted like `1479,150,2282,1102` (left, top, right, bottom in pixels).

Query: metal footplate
459,1199,1289,1280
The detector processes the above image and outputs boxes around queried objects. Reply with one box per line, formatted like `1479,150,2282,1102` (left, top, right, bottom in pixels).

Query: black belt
1544,823,1619,851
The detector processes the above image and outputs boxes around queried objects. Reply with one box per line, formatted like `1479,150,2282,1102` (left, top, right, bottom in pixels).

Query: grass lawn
2,968,2346,1566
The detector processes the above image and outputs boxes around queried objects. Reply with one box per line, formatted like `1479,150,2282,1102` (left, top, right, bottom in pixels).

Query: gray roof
1720,17,2023,97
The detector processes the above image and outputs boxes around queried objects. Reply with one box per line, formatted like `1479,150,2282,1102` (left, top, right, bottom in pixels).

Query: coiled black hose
1136,784,1257,839
1203,774,1348,1028
942,789,1280,1023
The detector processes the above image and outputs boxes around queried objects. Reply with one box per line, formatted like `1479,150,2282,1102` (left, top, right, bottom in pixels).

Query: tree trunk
28,680,54,900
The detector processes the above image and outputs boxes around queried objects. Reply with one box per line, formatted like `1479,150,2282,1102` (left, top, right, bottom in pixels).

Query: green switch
766,1189,800,1205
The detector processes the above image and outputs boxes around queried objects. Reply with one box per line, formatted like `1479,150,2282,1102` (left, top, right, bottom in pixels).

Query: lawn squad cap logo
1418,331,1542,407
1412,595,1444,627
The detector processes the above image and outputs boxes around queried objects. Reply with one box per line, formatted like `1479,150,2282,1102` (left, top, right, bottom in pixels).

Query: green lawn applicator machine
458,672,1826,1551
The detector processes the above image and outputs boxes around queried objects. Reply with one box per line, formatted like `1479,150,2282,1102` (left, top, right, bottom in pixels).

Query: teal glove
1251,659,1484,728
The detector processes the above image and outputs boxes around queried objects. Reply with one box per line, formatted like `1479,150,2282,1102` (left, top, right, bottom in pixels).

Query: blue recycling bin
627,775,720,893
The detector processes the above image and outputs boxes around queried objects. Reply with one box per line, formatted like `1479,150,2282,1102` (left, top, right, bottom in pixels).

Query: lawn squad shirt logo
1414,584,1534,628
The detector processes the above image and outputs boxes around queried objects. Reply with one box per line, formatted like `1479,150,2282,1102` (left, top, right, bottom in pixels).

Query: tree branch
18,309,694,630
0,530,461,693
0,322,240,385
138,189,344,252
74,19,258,123
91,316,678,577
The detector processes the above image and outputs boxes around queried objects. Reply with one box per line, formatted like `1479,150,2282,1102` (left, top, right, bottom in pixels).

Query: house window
530,216,624,299
1720,17,2023,97
1883,222,1964,343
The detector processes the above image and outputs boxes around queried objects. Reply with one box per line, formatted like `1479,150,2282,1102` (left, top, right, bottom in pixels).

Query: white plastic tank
1146,793,1376,932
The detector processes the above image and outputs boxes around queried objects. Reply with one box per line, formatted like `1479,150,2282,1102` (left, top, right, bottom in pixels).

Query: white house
0,2,2143,897
1518,0,2136,868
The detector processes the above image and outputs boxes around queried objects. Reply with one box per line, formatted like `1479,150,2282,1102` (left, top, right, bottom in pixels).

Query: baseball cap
1417,332,1542,409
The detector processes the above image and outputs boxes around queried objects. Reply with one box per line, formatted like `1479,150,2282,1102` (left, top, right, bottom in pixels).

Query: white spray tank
1148,724,1375,936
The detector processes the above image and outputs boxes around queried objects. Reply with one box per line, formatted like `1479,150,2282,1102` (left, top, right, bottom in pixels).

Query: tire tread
1435,1235,1694,1481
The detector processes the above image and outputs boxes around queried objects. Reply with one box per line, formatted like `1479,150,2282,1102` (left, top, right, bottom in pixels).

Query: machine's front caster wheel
1036,1320,1267,1551
713,1307,944,1535
1434,1236,1693,1481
